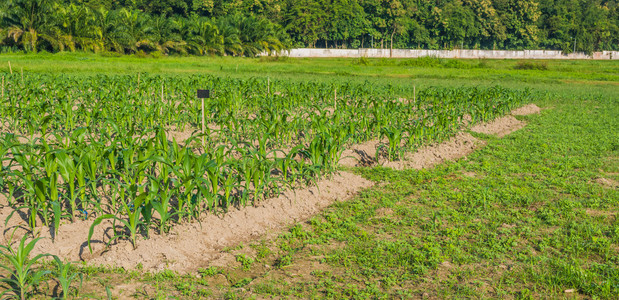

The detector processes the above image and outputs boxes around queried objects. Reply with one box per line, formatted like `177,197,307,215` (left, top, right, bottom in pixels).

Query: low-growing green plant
235,254,254,271
0,234,53,300
352,57,371,66
53,257,83,300
198,266,223,277
514,61,548,70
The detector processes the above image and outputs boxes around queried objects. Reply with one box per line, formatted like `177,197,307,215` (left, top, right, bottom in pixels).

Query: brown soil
462,171,477,178
594,177,618,189
470,115,526,137
27,172,372,272
585,208,615,217
383,133,483,171
511,104,541,116
339,140,382,167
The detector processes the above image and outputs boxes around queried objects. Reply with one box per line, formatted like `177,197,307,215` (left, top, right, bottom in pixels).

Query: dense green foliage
0,0,288,56
0,0,617,55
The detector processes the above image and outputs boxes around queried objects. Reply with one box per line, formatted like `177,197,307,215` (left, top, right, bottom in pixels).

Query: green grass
1,52,618,90
1,53,617,298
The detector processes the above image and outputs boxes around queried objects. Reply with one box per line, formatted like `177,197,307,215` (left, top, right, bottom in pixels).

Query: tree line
1,0,617,56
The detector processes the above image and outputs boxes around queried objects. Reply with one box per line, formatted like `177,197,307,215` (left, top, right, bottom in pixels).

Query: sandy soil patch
511,104,541,116
339,104,537,169
383,133,483,171
470,115,526,137
585,208,615,217
22,172,372,273
339,140,382,167
594,177,618,189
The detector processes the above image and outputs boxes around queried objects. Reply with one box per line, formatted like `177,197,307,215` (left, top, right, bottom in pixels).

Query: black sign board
197,89,210,98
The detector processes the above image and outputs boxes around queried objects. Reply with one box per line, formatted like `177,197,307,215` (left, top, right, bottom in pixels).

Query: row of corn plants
0,72,531,249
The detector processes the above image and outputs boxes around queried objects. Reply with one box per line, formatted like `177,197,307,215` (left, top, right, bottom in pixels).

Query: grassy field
1,52,618,89
0,53,617,299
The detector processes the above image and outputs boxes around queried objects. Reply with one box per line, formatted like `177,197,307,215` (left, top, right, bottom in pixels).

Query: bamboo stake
160,82,164,116
413,85,416,103
1,76,4,100
334,89,337,110
8,61,12,74
20,67,23,85
267,77,270,95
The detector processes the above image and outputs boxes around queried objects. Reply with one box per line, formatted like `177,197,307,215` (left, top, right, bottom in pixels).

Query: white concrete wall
267,48,618,60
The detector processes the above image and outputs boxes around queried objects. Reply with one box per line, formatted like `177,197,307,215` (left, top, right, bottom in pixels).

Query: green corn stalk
52,257,83,300
88,192,145,252
0,233,54,300
381,126,404,161
56,151,79,221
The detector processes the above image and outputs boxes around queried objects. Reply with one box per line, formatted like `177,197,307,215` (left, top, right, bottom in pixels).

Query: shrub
514,61,548,70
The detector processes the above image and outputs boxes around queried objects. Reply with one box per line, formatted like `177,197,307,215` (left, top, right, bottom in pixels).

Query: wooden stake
1,76,4,100
137,72,140,88
201,97,206,146
8,61,12,74
267,77,270,95
20,67,23,86
413,85,416,103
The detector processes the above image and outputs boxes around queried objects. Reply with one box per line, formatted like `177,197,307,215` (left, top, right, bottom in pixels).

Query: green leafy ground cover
0,54,616,298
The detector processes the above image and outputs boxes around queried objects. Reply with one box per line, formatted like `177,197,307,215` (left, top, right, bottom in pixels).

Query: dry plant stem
20,68,23,86
335,89,337,110
160,83,164,115
1,76,4,100
267,77,270,95
8,61,12,74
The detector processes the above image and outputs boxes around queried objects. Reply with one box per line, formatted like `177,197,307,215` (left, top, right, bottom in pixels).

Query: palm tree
114,8,153,53
187,15,223,56
93,7,124,53
56,3,103,52
234,15,285,57
149,15,187,54
215,17,243,56
0,0,57,52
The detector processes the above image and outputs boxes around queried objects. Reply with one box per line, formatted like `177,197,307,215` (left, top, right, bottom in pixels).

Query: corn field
0,73,532,248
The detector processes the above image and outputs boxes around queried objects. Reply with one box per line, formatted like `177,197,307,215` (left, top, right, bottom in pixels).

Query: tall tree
1,0,58,52
493,0,541,49
283,0,324,47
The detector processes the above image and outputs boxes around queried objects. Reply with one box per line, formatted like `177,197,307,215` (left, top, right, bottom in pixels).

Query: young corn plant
0,234,54,300
88,193,145,252
380,126,404,161
53,257,82,300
